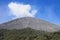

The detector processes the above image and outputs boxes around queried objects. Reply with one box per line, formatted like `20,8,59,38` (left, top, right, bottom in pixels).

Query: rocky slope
0,17,60,32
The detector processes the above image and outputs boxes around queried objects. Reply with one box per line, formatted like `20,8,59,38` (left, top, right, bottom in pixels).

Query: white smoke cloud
8,2,37,19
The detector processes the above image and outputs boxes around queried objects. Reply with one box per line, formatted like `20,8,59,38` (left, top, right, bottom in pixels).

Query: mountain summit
0,17,60,32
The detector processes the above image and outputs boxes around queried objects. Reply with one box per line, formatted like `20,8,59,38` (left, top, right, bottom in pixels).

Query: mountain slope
0,17,60,32
0,28,60,40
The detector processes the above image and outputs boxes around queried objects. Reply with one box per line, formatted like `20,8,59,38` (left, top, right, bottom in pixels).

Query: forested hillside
0,27,60,40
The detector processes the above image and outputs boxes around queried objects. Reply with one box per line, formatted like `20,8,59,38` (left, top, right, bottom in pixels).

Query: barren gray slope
0,17,60,32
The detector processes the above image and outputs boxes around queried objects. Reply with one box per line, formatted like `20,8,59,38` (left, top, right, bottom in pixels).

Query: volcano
0,17,60,32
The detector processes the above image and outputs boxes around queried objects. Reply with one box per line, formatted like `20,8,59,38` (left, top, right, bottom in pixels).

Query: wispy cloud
8,2,37,19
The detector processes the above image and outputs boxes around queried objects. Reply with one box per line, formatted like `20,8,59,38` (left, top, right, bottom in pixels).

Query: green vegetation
0,27,60,40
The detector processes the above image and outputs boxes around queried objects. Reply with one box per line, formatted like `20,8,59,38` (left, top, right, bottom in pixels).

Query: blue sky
0,0,60,26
